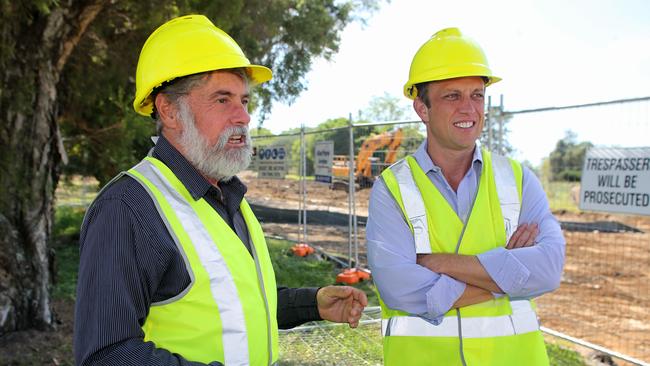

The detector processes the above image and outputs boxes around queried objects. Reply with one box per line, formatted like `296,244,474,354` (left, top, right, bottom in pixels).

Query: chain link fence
507,97,650,365
247,96,650,365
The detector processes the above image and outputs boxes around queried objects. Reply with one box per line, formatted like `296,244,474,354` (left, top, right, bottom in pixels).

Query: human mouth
227,134,246,145
453,121,475,129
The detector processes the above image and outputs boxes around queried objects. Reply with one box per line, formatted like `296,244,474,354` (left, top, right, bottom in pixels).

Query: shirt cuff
424,274,466,324
477,247,530,294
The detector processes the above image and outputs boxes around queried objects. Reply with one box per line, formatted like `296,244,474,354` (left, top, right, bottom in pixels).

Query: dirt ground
241,172,650,364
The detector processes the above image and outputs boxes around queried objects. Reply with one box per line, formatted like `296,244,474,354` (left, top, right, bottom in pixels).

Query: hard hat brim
404,73,501,100
134,64,273,116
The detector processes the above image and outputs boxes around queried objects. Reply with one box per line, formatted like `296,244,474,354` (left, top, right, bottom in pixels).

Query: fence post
498,94,504,155
487,95,493,151
299,124,307,243
347,114,355,268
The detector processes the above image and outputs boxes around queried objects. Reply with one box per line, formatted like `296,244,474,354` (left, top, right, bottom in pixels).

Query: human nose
233,101,250,126
460,94,482,114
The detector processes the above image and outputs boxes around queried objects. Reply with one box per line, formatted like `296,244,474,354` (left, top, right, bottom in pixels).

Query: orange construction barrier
291,243,315,257
336,268,372,284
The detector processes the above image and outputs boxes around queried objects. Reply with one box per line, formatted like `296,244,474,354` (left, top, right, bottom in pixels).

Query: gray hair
153,68,250,134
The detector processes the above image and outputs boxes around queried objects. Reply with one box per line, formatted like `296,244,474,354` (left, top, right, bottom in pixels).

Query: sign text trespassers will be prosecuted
580,147,650,216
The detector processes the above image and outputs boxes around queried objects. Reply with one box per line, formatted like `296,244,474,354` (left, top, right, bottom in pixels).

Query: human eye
444,92,460,100
472,91,485,99
216,97,229,104
242,97,250,106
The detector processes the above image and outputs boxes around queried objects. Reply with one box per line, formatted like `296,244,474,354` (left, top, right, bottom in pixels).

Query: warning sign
257,145,288,179
314,141,334,184
579,147,650,216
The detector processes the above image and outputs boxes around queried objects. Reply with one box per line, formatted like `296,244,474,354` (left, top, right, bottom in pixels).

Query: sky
253,0,650,165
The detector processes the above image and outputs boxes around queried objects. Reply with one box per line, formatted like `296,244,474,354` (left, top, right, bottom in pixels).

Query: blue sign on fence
257,145,288,179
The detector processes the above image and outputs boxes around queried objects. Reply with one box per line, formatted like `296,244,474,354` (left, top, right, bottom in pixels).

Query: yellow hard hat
133,14,273,116
403,27,500,100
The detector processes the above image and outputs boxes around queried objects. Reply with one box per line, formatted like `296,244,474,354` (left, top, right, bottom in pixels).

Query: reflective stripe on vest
391,159,432,254
389,153,521,252
131,159,254,365
492,154,521,243
382,300,539,338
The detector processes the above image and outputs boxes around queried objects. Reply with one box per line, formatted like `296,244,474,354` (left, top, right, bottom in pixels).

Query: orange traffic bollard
291,243,315,257
336,268,372,284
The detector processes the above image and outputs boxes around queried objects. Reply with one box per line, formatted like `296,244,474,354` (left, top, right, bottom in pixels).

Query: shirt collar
151,135,247,201
412,139,483,174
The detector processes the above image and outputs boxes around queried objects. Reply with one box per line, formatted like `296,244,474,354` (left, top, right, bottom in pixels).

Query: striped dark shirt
74,136,320,366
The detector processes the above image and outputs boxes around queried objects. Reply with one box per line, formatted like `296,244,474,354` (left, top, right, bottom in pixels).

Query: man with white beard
74,15,367,366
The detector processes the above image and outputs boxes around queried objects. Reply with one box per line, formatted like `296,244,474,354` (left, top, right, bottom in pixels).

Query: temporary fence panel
248,96,649,364
506,97,650,365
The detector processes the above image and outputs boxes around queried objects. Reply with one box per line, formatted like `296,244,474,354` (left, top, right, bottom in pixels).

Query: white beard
176,100,252,182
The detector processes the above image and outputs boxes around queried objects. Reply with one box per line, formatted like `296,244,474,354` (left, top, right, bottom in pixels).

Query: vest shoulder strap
491,153,521,243
389,158,431,254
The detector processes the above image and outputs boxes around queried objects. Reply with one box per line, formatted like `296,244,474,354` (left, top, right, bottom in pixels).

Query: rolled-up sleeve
367,179,466,323
477,167,565,298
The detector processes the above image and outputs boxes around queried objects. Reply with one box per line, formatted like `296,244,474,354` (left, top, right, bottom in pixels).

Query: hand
506,223,539,249
316,286,368,328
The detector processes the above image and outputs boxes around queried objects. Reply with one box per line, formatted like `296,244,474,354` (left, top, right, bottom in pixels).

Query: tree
0,0,380,334
360,92,412,122
548,130,593,181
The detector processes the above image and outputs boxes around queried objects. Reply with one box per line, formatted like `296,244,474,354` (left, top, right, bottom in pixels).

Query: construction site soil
241,172,650,363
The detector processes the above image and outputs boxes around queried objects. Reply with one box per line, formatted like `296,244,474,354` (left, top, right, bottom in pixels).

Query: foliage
52,243,80,301
360,92,412,122
541,180,580,213
548,130,593,181
55,0,381,184
51,205,84,300
52,206,86,240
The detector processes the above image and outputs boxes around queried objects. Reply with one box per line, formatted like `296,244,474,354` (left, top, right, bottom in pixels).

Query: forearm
476,167,566,298
452,284,495,308
418,253,503,293
276,287,321,329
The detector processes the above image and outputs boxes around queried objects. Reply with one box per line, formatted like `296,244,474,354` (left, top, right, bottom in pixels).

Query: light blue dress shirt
367,140,565,324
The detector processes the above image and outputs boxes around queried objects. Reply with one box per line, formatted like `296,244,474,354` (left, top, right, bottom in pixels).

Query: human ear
413,98,430,123
154,93,182,133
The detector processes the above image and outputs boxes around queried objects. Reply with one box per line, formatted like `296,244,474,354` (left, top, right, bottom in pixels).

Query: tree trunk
0,1,105,334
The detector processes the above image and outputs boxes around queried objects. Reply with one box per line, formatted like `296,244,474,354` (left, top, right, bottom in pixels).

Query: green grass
52,205,85,300
268,238,378,306
52,243,80,300
279,324,383,365
547,343,587,366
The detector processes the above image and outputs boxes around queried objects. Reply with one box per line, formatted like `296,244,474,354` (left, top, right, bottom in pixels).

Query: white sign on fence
580,147,650,216
314,141,334,184
257,145,288,179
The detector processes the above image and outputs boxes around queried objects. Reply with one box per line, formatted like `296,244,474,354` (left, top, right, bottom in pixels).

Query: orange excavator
331,129,403,190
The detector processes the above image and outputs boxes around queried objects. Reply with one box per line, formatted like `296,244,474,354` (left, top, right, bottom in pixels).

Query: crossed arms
416,223,539,309
366,167,565,323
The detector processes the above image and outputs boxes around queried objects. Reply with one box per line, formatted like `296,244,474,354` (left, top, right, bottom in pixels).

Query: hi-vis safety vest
379,150,549,366
125,156,279,366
